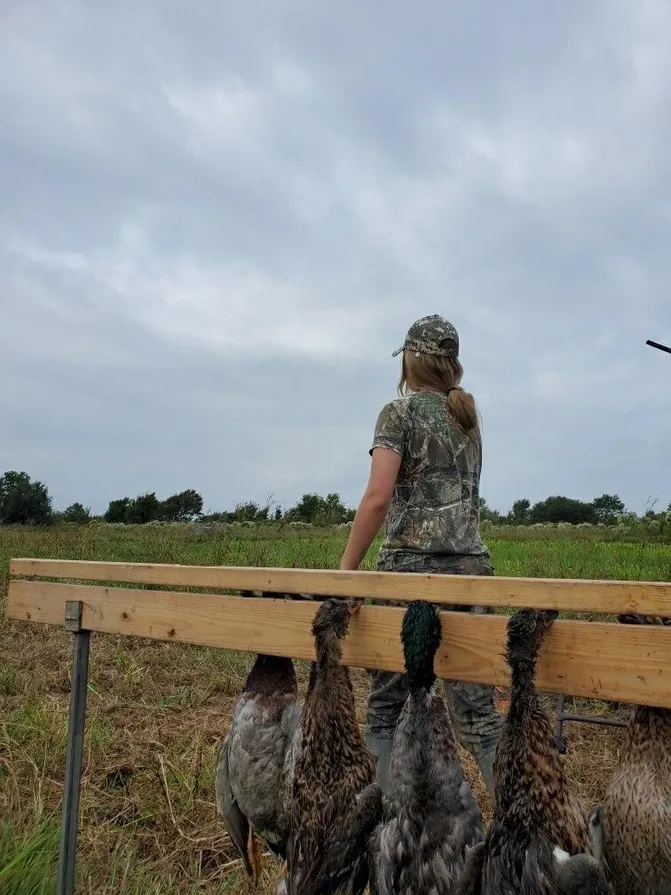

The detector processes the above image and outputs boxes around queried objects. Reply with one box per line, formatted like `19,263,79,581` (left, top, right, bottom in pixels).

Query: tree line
480,493,635,526
0,471,356,527
1,469,669,528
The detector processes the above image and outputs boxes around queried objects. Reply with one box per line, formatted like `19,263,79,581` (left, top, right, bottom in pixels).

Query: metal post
555,693,628,755
555,693,567,754
558,712,627,729
57,601,90,895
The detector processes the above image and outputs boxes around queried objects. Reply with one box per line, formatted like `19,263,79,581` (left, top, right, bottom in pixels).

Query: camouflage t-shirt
370,392,488,558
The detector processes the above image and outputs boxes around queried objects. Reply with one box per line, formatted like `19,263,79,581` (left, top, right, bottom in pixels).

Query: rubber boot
365,733,394,795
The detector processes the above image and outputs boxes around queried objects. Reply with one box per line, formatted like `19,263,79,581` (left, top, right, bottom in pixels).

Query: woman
340,314,502,799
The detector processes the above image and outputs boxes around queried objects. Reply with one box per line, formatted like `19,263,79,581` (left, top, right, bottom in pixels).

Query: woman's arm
340,447,401,571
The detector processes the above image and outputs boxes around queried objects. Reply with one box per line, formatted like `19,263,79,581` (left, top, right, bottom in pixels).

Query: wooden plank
6,579,671,707
9,558,671,615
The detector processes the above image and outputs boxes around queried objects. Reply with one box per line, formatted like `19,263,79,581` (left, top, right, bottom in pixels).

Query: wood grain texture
9,558,671,615
7,579,671,707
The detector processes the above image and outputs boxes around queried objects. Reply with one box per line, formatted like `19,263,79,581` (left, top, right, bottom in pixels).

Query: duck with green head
368,599,485,895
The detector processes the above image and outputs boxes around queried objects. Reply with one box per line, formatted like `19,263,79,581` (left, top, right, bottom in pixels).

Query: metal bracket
64,601,83,632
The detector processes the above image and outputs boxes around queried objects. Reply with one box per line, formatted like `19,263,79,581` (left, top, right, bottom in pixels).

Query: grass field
1,524,670,894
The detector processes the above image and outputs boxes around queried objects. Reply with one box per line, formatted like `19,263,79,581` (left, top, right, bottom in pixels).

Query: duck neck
509,659,539,720
244,654,296,696
406,651,436,695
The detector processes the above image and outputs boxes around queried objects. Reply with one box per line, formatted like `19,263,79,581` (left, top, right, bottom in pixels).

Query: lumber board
6,579,671,707
9,558,671,615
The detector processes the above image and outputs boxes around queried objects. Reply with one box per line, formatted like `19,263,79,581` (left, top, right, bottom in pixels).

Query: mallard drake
286,598,382,895
588,613,671,895
215,592,302,890
462,609,606,894
368,600,485,895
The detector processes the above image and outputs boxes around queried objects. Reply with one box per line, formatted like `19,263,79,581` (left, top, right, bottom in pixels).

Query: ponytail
446,387,480,444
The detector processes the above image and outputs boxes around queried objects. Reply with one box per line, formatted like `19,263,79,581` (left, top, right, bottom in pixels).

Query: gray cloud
1,0,670,515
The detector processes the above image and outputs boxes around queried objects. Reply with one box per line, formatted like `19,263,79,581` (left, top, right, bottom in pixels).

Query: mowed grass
0,524,670,894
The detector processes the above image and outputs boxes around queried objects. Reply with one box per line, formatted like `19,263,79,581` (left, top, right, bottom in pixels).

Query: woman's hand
339,447,401,571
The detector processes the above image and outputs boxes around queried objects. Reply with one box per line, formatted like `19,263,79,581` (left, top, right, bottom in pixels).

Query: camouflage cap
392,314,459,358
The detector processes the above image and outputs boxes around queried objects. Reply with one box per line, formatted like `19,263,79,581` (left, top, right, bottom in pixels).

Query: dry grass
2,524,668,893
0,621,631,895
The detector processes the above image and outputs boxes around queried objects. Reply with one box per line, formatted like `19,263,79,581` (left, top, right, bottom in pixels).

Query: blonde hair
398,350,480,443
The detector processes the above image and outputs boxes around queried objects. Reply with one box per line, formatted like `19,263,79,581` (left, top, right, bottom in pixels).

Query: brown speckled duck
286,598,382,895
459,609,606,894
588,613,671,895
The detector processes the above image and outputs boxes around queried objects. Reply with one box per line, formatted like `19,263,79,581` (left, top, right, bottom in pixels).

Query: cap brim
391,347,404,357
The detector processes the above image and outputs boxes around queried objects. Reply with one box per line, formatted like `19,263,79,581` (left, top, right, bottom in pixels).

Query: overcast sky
1,1,670,517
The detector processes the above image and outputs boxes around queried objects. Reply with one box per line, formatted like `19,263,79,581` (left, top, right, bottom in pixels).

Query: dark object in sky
646,339,671,354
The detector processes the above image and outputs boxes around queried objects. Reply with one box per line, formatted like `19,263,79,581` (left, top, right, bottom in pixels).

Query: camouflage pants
365,551,502,799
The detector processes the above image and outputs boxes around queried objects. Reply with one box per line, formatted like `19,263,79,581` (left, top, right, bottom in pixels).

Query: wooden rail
7,558,671,708
9,558,671,614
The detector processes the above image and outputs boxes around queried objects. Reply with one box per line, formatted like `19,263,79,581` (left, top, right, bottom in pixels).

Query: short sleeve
369,401,406,457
